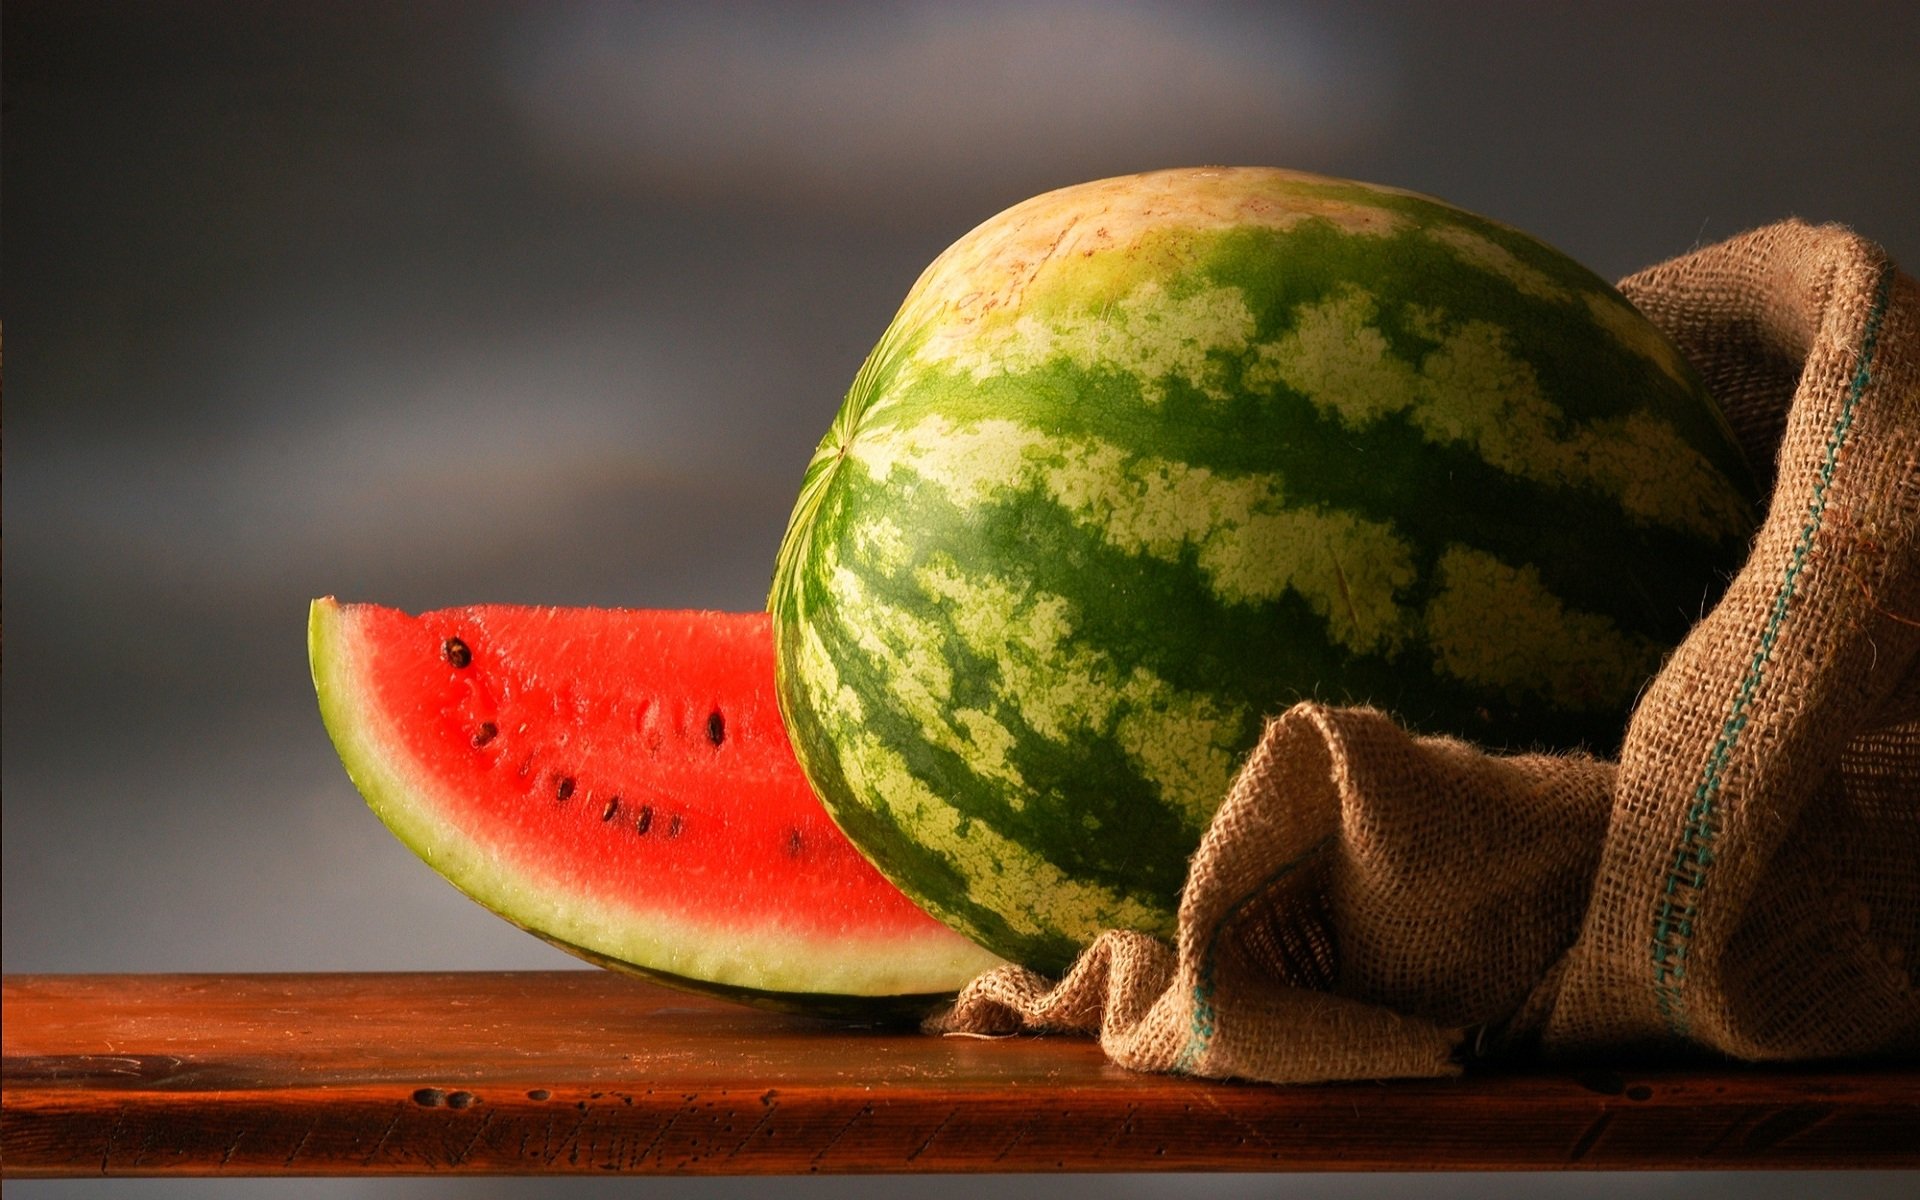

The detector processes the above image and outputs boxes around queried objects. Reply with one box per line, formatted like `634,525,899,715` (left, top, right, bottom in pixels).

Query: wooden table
3,971,1914,1176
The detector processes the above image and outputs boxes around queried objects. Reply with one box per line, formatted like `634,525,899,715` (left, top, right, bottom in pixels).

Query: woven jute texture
932,221,1920,1083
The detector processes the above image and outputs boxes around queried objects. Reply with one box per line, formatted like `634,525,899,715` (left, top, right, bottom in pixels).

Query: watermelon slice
308,598,1002,1018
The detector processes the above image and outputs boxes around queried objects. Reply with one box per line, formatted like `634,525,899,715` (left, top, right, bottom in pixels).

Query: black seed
785,827,804,857
635,805,654,836
601,796,621,822
472,722,498,747
555,775,576,802
443,638,472,668
706,710,726,746
666,813,684,838
527,1089,551,1101
412,1088,445,1107
445,1090,476,1109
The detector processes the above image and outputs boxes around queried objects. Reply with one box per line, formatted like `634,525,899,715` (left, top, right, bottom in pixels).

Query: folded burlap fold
931,221,1920,1082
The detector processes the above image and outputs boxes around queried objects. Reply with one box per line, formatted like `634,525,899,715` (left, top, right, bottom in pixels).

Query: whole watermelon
769,167,1759,973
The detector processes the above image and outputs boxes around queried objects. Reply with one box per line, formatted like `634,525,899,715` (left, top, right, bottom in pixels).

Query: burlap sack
932,221,1920,1082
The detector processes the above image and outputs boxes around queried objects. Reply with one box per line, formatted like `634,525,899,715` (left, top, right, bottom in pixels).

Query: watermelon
308,598,1002,1018
768,166,1762,974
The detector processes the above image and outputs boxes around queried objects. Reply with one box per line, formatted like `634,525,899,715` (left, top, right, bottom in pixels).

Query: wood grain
3,972,1915,1176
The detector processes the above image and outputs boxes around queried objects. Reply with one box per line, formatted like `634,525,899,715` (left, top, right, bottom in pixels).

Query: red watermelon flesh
308,598,1002,1017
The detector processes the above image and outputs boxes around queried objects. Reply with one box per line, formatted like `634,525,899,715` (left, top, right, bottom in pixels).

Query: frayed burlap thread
932,221,1920,1082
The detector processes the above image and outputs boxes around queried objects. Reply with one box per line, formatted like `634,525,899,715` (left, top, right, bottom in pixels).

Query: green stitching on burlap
1650,263,1894,1037
1175,832,1335,1073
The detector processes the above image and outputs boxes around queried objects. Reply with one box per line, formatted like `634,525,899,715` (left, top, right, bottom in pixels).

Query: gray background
4,2,1917,1196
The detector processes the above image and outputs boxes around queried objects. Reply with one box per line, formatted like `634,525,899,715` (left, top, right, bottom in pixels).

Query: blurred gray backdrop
4,2,1917,1197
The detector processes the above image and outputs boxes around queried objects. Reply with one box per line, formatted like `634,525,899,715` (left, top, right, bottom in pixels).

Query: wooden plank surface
3,971,1915,1176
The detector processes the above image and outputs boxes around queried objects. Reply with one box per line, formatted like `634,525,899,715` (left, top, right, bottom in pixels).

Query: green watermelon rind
527,931,957,1024
307,597,1001,1018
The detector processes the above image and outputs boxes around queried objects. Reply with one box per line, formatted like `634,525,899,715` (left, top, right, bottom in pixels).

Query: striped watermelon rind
769,167,1760,974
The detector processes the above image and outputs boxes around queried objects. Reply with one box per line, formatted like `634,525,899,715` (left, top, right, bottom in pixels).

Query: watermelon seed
516,753,535,778
601,796,621,822
785,827,803,857
667,813,684,838
472,722,498,747
443,637,472,668
555,775,576,802
635,805,654,836
706,710,726,747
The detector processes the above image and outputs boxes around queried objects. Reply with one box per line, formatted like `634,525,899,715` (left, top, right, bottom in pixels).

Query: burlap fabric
932,221,1920,1082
